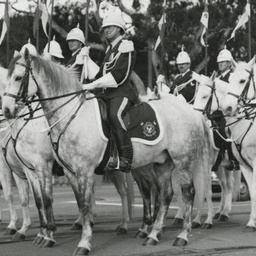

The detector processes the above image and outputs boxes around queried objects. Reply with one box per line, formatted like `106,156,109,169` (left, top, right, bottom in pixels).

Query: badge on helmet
217,46,233,62
101,11,126,32
20,39,37,55
66,24,85,45
44,36,64,59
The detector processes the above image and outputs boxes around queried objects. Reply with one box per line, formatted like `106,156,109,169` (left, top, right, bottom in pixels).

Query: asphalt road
0,178,256,256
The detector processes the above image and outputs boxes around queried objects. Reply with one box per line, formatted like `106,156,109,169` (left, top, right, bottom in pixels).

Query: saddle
94,98,164,175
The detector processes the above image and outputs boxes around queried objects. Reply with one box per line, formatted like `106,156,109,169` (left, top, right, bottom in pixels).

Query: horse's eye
240,79,246,83
15,76,22,81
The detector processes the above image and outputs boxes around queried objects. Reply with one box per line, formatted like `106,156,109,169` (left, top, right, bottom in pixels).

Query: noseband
194,82,220,118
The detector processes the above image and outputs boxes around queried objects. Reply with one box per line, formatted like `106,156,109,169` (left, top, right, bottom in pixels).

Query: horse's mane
9,54,82,94
31,55,82,93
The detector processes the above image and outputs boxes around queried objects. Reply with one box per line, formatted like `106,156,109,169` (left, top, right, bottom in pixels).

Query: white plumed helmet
102,11,126,32
217,46,233,62
43,36,64,59
66,24,85,45
20,39,37,55
176,46,191,64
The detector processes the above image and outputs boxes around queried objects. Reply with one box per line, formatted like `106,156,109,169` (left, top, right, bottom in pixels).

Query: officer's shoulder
118,40,134,53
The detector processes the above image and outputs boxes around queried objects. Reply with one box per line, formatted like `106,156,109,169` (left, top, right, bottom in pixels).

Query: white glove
80,46,90,57
75,54,84,65
156,74,166,84
82,82,96,90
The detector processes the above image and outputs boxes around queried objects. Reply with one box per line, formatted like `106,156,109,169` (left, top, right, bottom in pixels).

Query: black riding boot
115,129,133,173
226,142,240,171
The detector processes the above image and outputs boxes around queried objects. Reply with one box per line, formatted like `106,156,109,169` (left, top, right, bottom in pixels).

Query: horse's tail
126,173,134,220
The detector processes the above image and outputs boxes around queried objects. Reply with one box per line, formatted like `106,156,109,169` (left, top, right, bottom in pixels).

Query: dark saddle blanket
95,98,164,145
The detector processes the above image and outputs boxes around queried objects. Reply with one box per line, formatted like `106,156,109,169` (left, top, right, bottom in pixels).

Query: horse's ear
248,55,255,69
231,58,237,69
24,47,30,61
210,71,217,81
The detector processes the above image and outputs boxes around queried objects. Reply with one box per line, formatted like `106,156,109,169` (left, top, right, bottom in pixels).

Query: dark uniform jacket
218,70,232,83
170,70,197,103
95,39,138,104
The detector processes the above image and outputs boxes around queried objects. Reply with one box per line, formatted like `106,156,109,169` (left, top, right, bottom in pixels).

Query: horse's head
3,48,39,119
222,56,256,116
193,72,218,115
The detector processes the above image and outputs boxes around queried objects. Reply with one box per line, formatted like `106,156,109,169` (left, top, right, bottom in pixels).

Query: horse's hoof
173,218,184,225
73,246,90,255
142,237,158,246
71,222,83,230
116,227,128,235
192,222,201,228
4,228,17,235
218,214,229,222
32,235,44,245
135,230,148,239
12,232,26,240
173,237,188,247
39,238,56,248
202,223,213,229
213,213,220,219
243,226,256,232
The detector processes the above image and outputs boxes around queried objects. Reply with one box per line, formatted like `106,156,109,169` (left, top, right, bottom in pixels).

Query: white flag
200,11,209,47
39,2,49,38
228,2,250,40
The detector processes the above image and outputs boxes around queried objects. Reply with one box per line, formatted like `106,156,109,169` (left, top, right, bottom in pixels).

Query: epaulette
118,40,134,53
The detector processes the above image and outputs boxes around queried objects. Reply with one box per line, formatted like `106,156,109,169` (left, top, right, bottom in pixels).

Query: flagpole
204,0,208,75
47,0,54,52
160,0,166,74
85,0,90,46
248,0,251,60
6,0,10,65
36,0,40,52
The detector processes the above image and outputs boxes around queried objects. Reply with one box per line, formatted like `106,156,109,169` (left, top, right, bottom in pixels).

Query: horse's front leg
12,173,31,240
73,170,94,256
0,167,18,235
36,163,56,248
24,169,49,245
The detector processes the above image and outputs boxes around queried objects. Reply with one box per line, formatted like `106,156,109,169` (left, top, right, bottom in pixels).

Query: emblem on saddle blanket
94,99,164,145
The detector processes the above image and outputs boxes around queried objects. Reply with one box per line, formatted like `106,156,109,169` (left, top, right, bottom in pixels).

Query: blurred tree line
0,0,255,87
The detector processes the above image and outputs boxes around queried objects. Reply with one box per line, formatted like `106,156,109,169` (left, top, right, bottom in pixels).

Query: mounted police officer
66,25,90,82
43,37,64,64
82,11,138,173
215,46,240,171
170,47,199,104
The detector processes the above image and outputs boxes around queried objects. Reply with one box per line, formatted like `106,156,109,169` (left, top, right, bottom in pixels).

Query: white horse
0,64,137,243
195,74,256,231
2,51,212,255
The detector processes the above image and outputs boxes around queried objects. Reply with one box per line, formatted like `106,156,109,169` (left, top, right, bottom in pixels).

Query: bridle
4,57,37,106
226,67,256,107
193,81,220,119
